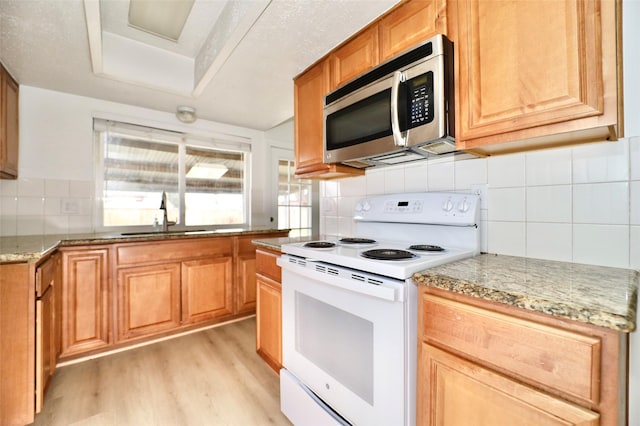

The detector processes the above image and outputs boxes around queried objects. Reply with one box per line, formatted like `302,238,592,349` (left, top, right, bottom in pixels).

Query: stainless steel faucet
159,191,176,232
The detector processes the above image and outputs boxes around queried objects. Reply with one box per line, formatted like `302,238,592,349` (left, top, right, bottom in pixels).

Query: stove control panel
354,192,479,226
383,199,423,213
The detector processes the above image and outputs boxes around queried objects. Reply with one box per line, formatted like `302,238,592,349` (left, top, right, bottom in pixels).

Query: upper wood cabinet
450,0,621,155
330,26,380,90
293,0,446,179
379,0,447,61
0,64,19,179
294,60,365,179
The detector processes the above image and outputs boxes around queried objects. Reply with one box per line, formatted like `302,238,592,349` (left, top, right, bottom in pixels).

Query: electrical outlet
60,198,80,214
470,184,488,209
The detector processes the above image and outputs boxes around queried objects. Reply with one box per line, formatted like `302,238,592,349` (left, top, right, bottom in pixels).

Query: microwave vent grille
371,151,426,165
414,140,457,155
341,159,374,169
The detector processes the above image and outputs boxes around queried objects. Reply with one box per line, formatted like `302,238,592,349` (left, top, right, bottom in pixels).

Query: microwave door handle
390,71,406,147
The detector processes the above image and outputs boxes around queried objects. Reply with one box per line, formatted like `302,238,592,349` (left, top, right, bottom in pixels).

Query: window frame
270,146,318,237
94,119,252,233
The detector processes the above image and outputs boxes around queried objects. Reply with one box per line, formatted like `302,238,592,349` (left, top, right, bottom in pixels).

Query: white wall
0,86,275,235
320,139,639,269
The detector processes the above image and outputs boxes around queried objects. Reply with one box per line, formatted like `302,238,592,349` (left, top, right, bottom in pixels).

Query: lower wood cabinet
0,262,34,426
256,275,282,372
255,247,283,373
421,343,599,425
117,263,182,340
35,253,60,413
54,232,287,357
417,288,627,426
60,247,110,357
115,238,234,341
235,236,258,314
182,257,233,324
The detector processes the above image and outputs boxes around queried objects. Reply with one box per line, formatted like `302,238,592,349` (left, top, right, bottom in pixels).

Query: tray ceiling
0,0,399,131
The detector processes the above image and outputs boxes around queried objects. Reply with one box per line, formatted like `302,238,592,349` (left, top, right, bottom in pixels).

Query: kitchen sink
120,229,209,236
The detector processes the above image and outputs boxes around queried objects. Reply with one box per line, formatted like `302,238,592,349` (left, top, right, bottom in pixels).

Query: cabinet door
61,248,110,357
236,236,259,314
181,257,233,324
0,263,34,426
379,0,447,61
330,25,379,90
236,253,257,314
0,66,19,179
117,263,181,340
256,275,282,373
294,60,330,175
452,0,618,152
418,343,600,426
294,60,364,179
35,254,59,413
35,288,54,413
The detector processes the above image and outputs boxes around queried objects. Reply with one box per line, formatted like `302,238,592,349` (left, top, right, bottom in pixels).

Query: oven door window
295,292,374,404
325,89,392,150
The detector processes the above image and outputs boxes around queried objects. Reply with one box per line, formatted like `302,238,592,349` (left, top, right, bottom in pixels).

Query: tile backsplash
0,178,94,236
320,136,640,270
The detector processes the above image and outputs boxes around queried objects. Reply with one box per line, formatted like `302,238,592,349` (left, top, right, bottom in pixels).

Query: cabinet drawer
36,255,56,297
117,238,232,265
421,294,601,404
256,249,281,282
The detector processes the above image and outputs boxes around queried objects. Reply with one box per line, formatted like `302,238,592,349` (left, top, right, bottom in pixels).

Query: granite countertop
413,253,638,333
252,235,319,251
0,228,289,264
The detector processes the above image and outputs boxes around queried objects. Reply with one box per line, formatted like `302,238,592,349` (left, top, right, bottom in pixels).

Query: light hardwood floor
34,318,292,426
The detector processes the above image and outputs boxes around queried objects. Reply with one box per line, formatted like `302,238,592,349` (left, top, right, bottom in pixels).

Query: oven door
279,258,412,426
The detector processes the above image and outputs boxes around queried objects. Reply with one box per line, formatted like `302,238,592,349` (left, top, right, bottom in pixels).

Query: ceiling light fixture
176,105,197,123
128,0,195,41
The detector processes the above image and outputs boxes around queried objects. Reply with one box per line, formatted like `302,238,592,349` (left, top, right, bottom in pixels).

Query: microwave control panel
406,71,434,129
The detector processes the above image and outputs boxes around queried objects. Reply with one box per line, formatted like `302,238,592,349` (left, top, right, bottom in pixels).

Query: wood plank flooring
34,318,292,426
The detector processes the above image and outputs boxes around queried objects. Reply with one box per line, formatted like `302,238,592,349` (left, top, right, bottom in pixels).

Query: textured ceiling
0,0,399,131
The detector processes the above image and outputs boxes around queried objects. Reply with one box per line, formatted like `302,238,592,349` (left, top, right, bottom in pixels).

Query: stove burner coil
339,238,376,244
409,244,445,252
304,241,336,249
361,249,417,260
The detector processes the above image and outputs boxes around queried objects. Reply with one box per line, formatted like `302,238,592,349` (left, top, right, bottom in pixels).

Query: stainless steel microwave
323,34,455,168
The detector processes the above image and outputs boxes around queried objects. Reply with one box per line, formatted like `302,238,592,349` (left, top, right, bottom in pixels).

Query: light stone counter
413,253,638,332
0,228,289,264
251,235,320,252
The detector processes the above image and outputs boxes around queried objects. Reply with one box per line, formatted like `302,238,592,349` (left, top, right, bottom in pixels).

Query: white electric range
278,192,480,426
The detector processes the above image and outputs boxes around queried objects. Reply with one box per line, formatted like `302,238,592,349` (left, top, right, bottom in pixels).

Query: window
95,119,250,230
277,159,312,237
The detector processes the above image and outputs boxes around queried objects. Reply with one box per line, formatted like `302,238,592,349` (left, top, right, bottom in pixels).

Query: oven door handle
278,258,401,302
